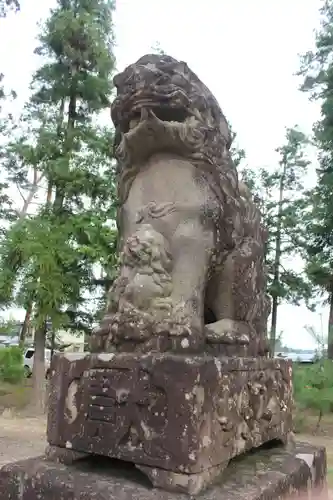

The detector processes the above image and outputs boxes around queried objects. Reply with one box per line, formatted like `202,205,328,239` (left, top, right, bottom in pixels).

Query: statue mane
111,54,241,232
93,53,270,360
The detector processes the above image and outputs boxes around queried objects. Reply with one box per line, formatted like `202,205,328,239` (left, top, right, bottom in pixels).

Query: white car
23,347,52,378
275,350,316,363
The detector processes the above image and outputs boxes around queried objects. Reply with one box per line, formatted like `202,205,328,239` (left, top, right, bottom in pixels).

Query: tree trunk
19,302,32,347
270,296,278,356
270,172,285,356
31,323,46,414
18,168,44,218
84,331,90,351
50,328,56,360
46,180,53,205
53,93,76,213
327,290,333,359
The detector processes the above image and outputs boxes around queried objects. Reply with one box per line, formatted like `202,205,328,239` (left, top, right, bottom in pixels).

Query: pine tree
0,0,19,235
0,82,18,239
0,0,117,412
240,128,313,354
298,0,333,358
267,128,312,353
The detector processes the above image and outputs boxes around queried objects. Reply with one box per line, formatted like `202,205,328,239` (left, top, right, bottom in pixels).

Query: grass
0,379,32,412
292,409,333,488
327,465,333,487
299,432,333,488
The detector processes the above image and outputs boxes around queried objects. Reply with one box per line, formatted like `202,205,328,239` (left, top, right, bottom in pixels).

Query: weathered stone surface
46,352,292,492
45,445,88,465
90,53,270,356
3,53,321,497
0,442,327,499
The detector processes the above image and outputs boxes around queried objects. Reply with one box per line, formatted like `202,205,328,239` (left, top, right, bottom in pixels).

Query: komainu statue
91,53,270,356
42,55,295,497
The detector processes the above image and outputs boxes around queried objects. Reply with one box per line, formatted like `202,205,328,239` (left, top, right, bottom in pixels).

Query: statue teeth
140,107,149,121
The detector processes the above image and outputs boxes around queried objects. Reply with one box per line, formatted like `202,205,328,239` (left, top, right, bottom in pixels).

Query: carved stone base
45,444,227,495
45,445,88,465
136,462,228,495
47,352,292,493
0,442,328,499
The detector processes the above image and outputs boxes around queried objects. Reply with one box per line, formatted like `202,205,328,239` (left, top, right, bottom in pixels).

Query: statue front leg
91,223,174,353
166,218,214,351
91,216,214,354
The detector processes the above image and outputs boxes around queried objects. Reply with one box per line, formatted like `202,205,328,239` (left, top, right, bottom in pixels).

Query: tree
151,41,165,55
267,128,312,353
0,0,19,17
0,0,117,412
0,317,20,336
240,128,313,354
304,323,327,360
293,359,333,431
0,79,18,238
231,125,313,353
298,0,333,358
229,124,246,169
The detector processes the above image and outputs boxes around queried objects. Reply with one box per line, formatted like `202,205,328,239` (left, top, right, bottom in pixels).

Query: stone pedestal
46,352,293,494
0,442,328,499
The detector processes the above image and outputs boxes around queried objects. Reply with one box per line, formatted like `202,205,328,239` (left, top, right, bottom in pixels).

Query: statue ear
113,73,123,88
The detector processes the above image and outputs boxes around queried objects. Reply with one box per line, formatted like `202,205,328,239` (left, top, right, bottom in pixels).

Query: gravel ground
0,416,332,498
0,413,46,466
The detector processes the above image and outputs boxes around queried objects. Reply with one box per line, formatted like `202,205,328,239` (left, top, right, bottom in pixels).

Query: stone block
47,352,292,493
0,442,328,499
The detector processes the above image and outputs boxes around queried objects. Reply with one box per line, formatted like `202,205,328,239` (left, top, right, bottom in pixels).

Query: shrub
0,346,25,384
293,360,333,430
292,408,307,433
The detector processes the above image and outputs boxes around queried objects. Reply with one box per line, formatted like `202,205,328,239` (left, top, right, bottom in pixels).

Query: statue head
111,54,244,260
111,55,238,202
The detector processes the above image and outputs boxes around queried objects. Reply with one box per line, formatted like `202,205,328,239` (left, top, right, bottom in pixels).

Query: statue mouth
120,103,189,135
112,87,205,165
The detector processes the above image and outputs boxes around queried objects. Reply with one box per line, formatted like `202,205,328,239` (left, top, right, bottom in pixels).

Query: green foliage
0,318,20,336
229,123,246,168
151,41,165,56
239,128,313,350
0,0,118,334
0,346,24,384
231,124,314,352
293,361,333,429
33,0,115,111
304,324,327,358
298,0,333,356
0,79,18,235
264,128,311,298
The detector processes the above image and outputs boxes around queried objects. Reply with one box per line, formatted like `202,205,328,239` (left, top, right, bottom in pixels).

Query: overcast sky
0,0,327,348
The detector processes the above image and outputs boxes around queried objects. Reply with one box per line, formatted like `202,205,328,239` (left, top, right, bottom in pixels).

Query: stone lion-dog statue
91,54,270,356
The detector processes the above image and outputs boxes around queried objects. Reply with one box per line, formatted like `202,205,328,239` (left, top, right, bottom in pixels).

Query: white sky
0,0,327,348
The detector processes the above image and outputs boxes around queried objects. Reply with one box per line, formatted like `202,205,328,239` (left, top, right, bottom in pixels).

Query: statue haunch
91,54,270,356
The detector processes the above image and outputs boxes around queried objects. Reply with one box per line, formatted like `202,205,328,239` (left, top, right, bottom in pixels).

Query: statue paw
168,322,192,338
152,297,173,312
205,319,251,345
90,315,118,352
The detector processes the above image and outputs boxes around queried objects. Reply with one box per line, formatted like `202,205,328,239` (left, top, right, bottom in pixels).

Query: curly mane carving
91,54,270,357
